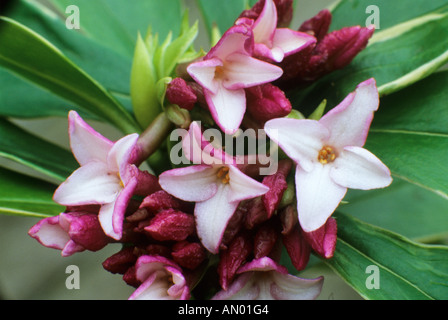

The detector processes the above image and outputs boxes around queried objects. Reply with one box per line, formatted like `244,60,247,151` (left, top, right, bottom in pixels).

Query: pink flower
159,122,269,253
128,255,190,300
264,79,392,232
28,212,109,256
212,257,323,300
53,111,159,240
237,0,316,63
187,24,283,134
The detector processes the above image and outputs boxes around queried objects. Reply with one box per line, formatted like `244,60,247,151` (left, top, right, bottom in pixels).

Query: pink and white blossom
264,78,392,232
28,212,109,256
212,257,323,300
187,24,283,134
129,255,190,300
53,111,159,240
236,0,316,63
159,122,269,253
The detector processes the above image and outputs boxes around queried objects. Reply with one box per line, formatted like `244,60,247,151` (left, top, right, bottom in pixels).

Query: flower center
214,66,226,80
216,166,230,184
318,146,336,164
117,172,125,188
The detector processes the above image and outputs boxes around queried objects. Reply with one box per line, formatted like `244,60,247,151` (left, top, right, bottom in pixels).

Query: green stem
135,112,173,167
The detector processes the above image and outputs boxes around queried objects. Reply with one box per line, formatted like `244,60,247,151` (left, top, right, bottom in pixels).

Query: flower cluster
29,0,391,300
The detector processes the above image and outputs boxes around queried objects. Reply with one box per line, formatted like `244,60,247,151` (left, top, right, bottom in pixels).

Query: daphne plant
0,0,448,301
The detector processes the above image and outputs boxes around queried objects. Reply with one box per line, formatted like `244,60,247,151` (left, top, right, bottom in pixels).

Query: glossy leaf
326,212,448,300
1,0,134,117
49,0,182,58
290,12,448,113
365,71,448,199
341,178,448,242
329,0,448,31
0,17,140,134
0,167,63,218
0,118,78,182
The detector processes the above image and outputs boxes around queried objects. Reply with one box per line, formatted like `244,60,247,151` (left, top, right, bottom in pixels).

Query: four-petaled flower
129,255,190,300
212,257,323,300
264,78,392,232
187,24,283,134
159,121,269,254
53,111,159,240
236,0,316,63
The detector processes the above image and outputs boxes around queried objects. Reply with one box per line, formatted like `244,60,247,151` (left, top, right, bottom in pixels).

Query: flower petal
195,184,239,253
205,85,246,135
222,53,283,90
28,216,69,250
159,165,218,202
264,118,329,172
295,163,347,232
330,146,392,190
68,111,113,166
272,28,317,57
228,165,269,203
207,24,254,59
253,0,277,45
182,121,235,166
212,273,258,300
53,161,121,206
112,177,138,239
319,78,379,148
107,133,139,181
270,271,324,300
98,202,119,240
186,58,222,93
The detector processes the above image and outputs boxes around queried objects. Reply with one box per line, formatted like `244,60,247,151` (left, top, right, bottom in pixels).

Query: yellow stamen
217,167,230,184
318,146,336,164
214,66,226,80
117,172,125,188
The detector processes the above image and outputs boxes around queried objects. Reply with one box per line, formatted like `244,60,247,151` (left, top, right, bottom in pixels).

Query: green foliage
326,212,448,300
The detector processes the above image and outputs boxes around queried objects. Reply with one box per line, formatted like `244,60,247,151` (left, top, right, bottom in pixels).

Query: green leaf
365,71,448,198
49,0,182,58
329,0,448,32
0,17,140,134
196,0,248,43
326,212,448,300
341,178,448,242
0,167,63,218
0,68,74,119
0,118,78,182
290,12,448,113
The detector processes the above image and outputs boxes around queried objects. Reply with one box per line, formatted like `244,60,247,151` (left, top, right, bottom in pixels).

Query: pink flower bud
218,233,253,290
123,266,141,288
299,9,332,41
279,205,298,235
303,217,337,259
261,159,293,217
246,83,292,124
102,247,138,274
254,224,278,259
311,25,375,73
172,241,207,270
144,209,195,242
244,197,269,230
282,226,311,271
60,212,110,251
221,204,246,249
139,190,193,214
166,77,197,111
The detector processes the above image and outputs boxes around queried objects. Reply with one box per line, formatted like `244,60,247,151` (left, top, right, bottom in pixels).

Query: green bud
130,33,160,128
